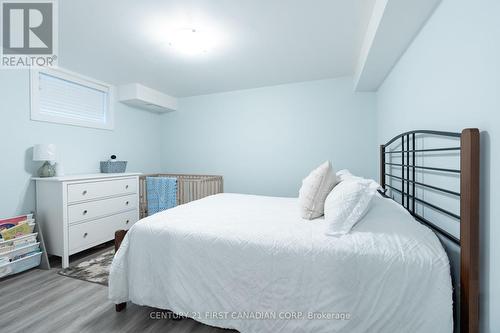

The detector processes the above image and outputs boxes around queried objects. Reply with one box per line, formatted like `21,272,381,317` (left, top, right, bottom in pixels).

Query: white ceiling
59,0,375,97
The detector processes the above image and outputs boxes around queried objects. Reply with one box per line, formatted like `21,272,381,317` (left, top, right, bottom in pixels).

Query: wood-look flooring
0,243,237,333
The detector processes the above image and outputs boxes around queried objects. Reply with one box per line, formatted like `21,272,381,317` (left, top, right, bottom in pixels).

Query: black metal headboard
379,129,480,333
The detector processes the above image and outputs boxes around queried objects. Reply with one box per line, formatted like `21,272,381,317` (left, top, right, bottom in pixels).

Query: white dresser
35,173,141,268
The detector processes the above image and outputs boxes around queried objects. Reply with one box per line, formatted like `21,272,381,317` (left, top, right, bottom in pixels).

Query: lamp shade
33,144,56,161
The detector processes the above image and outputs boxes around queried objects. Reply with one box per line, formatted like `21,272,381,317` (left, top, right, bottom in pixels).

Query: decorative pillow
324,177,380,236
298,161,338,220
336,169,353,182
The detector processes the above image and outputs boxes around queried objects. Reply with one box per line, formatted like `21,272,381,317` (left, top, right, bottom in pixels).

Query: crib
139,174,224,218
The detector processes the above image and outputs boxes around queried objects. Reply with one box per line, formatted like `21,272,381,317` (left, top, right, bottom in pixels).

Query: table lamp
33,144,57,177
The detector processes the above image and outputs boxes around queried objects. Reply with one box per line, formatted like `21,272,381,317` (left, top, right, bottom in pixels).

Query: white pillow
336,169,353,182
324,177,380,236
299,161,338,220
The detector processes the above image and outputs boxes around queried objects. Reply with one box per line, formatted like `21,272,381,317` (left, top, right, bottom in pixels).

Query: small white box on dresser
34,173,141,268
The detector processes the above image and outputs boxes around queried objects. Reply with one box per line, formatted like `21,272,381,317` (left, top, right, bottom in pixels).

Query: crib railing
139,174,224,218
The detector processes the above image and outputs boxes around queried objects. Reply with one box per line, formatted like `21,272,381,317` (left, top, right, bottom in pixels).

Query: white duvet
109,193,453,333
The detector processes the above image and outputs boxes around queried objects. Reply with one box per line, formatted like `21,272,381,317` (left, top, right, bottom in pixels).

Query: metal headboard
380,129,479,333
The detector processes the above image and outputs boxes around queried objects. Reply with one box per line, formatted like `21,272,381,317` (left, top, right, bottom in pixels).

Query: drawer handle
125,185,129,189
83,210,88,215
126,201,129,206
82,190,87,196
126,220,130,224
83,232,88,238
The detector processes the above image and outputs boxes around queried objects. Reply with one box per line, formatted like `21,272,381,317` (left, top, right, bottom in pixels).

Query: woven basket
100,161,127,173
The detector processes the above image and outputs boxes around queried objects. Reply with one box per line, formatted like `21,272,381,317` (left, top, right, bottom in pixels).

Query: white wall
0,70,163,217
161,77,377,197
376,0,499,330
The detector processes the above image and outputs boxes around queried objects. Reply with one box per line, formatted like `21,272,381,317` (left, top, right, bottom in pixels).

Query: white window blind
31,68,114,130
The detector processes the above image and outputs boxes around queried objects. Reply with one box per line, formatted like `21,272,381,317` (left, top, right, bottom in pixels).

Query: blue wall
0,73,376,215
161,77,377,197
376,0,499,330
0,70,163,217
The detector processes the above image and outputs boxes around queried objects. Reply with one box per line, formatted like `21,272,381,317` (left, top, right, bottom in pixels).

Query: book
0,244,14,254
0,234,37,254
0,222,31,241
0,214,33,232
12,250,41,261
13,234,37,248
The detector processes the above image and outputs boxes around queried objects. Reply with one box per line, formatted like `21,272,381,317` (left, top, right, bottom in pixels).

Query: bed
109,129,480,333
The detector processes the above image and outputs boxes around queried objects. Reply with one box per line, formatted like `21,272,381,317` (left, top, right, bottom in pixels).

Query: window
30,68,114,130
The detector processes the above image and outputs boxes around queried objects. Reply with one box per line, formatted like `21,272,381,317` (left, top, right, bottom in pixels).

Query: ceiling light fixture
167,27,212,56
145,15,227,58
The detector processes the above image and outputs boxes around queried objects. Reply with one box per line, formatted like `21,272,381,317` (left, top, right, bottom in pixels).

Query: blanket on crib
146,177,177,215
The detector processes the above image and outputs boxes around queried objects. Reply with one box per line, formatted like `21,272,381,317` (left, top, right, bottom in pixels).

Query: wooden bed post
114,230,128,312
460,128,480,333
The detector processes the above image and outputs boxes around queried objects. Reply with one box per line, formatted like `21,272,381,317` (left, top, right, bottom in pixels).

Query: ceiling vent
118,84,177,113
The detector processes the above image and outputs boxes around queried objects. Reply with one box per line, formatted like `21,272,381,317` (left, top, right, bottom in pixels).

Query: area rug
58,249,114,286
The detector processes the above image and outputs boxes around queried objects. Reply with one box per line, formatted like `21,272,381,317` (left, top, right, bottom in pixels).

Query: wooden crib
139,174,224,218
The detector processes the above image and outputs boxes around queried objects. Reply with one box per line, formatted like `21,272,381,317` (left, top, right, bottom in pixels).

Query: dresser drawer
67,178,137,203
68,194,137,224
68,210,137,254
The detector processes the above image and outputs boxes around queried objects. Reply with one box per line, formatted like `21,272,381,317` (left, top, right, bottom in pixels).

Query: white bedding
109,193,453,333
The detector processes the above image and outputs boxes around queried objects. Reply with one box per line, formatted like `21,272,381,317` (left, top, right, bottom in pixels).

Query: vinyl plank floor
0,244,237,333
